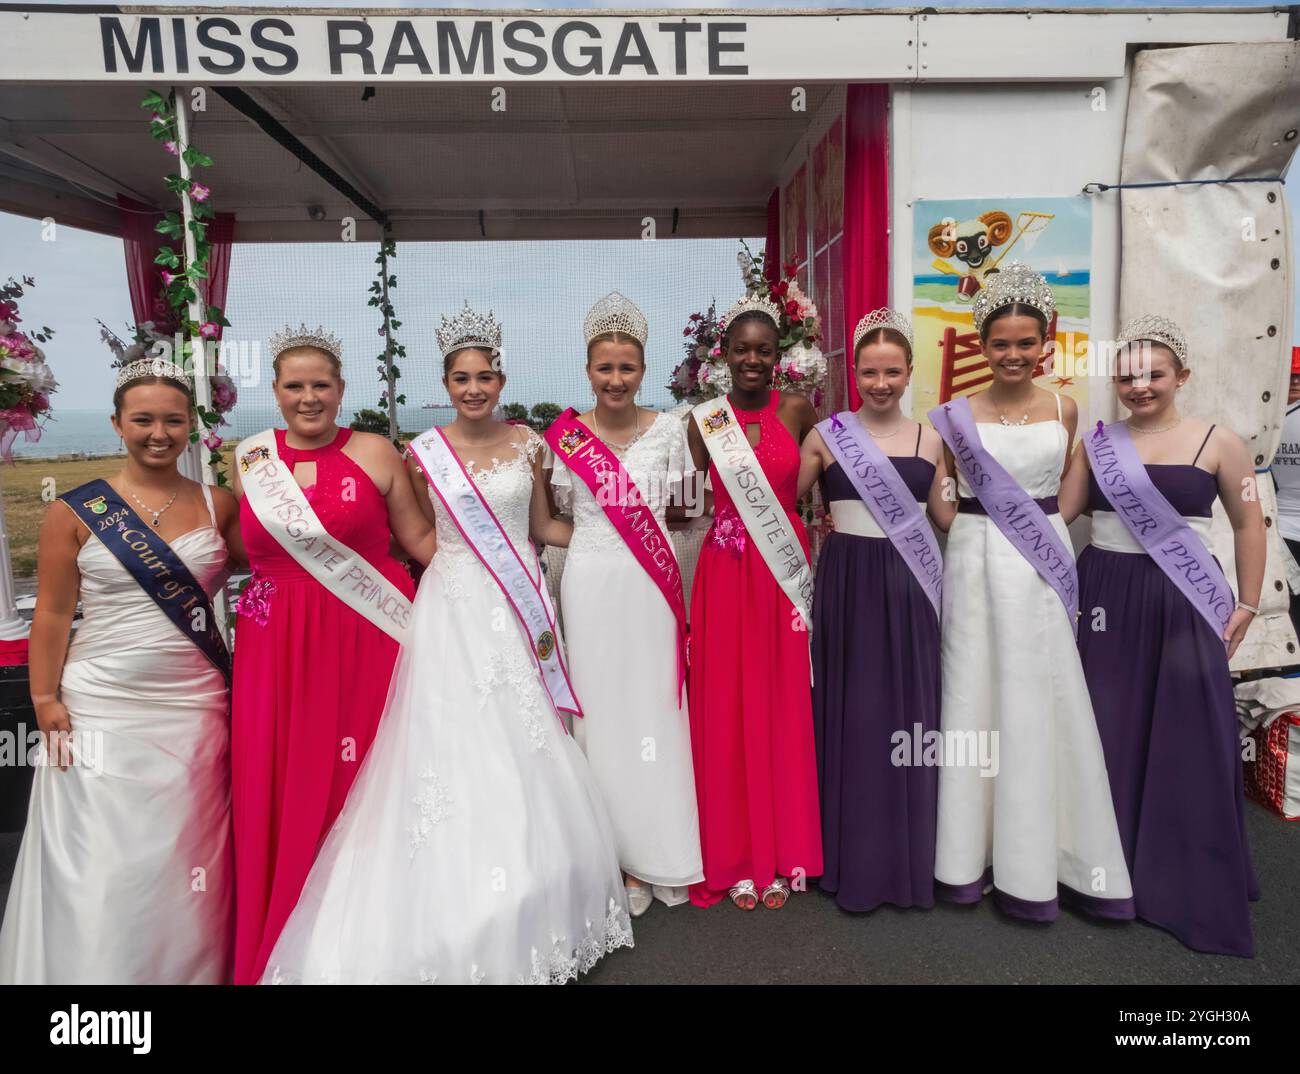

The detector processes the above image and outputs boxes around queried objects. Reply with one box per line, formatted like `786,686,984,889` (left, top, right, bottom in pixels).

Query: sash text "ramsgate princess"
100,17,752,78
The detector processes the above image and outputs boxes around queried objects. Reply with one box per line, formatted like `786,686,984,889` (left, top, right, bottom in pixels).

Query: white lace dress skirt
550,413,703,901
264,444,632,984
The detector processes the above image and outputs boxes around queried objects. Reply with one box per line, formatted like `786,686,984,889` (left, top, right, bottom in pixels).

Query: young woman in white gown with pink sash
545,292,703,917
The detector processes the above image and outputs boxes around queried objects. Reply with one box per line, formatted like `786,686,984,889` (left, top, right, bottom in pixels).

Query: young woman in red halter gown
685,304,823,911
229,334,433,984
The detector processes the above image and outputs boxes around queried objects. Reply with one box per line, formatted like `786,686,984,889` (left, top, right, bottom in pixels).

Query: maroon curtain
117,194,235,336
842,84,890,410
764,186,781,283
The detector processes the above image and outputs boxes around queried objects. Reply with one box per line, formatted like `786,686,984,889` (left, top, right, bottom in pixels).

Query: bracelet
1236,600,1260,615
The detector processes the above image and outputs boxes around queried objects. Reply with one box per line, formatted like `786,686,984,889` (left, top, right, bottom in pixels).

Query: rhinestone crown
1118,313,1189,367
114,357,191,390
437,301,503,360
584,291,648,347
268,323,343,362
853,307,914,352
721,292,781,331
971,262,1056,332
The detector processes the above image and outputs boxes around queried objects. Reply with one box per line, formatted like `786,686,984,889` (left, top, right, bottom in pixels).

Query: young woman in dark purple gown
1059,315,1265,956
798,310,952,912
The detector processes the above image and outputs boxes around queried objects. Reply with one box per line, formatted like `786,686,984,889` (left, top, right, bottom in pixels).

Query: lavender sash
816,412,942,619
1085,420,1233,642
409,428,581,722
545,408,688,702
929,396,1079,625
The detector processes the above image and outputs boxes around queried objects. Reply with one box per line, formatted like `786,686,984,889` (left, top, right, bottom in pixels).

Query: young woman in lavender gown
1,360,243,983
929,263,1133,923
1059,315,1263,956
545,292,703,918
262,304,631,984
797,308,948,912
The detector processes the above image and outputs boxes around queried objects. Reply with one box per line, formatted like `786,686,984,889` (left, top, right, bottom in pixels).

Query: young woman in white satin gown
546,293,703,916
262,307,632,985
0,366,244,984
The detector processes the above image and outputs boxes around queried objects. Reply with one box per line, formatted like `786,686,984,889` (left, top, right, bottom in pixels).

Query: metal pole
173,88,214,486
379,240,398,442
0,489,28,641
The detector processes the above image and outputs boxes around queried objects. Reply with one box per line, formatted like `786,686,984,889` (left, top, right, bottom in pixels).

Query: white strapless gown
935,418,1133,913
263,432,632,984
548,411,703,900
0,493,233,984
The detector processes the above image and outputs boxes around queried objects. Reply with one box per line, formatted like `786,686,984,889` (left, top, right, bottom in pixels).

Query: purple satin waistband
959,495,1058,517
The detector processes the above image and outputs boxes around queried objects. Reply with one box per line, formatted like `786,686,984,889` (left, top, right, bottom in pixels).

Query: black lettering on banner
610,23,658,76
252,19,298,74
328,20,376,75
708,22,748,75
438,20,494,74
503,20,546,75
172,17,189,74
659,22,701,76
553,21,601,76
101,16,163,73
197,18,245,75
383,21,432,75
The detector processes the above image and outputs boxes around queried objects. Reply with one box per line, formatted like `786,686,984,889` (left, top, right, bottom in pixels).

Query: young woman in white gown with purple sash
0,360,243,984
261,303,632,985
544,292,703,917
1059,316,1263,955
928,263,1134,923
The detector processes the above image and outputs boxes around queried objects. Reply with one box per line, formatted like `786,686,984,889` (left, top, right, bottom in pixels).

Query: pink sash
545,408,688,702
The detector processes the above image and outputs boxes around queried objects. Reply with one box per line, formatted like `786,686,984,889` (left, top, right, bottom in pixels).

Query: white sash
408,428,582,720
237,429,413,645
692,397,813,630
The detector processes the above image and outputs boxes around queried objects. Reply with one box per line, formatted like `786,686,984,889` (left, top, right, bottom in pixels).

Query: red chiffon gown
688,391,823,905
231,427,415,984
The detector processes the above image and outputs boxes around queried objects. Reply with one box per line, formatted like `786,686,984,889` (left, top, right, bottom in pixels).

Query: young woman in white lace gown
263,309,632,985
546,293,703,915
1,369,242,984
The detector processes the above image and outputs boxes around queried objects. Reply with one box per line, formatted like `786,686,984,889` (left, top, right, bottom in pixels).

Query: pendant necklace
129,489,179,527
593,409,641,452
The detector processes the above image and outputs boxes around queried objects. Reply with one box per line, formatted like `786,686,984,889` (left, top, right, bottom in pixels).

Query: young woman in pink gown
229,328,434,984
685,300,824,910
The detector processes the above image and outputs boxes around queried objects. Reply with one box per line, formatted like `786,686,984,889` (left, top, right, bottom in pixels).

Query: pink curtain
842,84,890,410
764,186,781,284
117,194,235,337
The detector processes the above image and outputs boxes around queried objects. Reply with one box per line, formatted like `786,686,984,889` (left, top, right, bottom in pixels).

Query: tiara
268,323,343,362
971,262,1056,332
721,292,781,330
437,301,503,360
114,357,191,390
1117,314,1189,367
853,308,914,352
584,291,648,347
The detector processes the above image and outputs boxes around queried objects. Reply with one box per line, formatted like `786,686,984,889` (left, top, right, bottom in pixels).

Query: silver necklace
1129,416,1183,435
128,488,179,527
593,409,641,451
997,410,1031,427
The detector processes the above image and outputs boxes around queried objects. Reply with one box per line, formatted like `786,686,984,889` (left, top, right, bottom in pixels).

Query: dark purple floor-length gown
813,454,940,912
1078,461,1259,957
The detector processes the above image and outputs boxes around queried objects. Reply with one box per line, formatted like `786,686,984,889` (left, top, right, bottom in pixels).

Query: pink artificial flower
199,321,219,339
211,378,238,412
161,271,177,287
30,393,49,413
203,432,223,452
689,313,702,322
163,140,178,156
683,327,693,337
378,325,386,337
0,301,18,323
150,112,165,125
189,182,211,203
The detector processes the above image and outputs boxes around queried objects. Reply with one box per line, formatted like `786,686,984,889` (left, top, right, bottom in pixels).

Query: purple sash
545,408,688,702
1084,420,1233,643
816,412,942,619
929,396,1079,625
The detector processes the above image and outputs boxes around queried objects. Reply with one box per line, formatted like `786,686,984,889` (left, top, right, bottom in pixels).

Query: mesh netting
222,236,761,440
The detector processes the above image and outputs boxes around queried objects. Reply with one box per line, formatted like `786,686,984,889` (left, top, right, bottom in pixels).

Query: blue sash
62,479,231,684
